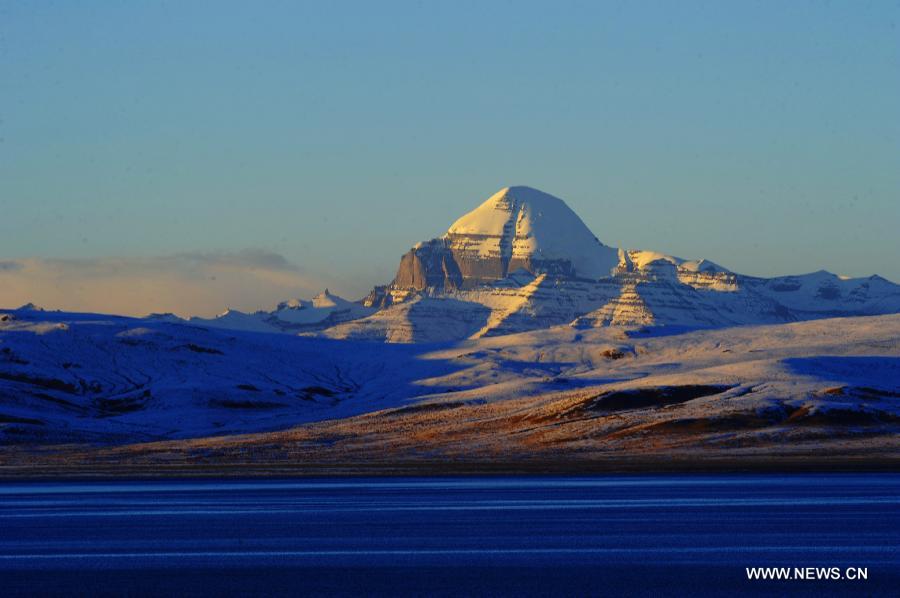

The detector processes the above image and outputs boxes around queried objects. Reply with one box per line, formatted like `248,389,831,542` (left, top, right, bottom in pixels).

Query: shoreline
3,456,899,480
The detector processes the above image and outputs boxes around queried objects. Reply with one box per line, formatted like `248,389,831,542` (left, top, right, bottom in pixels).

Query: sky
1,1,898,316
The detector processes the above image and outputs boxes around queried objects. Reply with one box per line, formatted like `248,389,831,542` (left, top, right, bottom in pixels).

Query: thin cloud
0,251,336,318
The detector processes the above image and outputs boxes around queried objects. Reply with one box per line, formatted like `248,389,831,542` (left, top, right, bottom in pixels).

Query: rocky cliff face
390,239,465,291
387,186,619,292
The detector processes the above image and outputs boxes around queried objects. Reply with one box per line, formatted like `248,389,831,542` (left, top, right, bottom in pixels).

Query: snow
277,298,312,310
333,186,900,343
272,290,374,326
3,308,898,457
0,308,461,443
189,309,280,333
334,253,900,342
184,290,375,332
751,270,900,313
446,186,620,279
626,250,728,274
319,295,493,343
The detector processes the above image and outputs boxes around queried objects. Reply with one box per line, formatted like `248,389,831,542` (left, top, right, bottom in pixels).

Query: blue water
1,475,898,596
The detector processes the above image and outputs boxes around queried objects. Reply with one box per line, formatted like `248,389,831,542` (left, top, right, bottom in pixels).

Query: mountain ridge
17,186,896,343
321,186,900,342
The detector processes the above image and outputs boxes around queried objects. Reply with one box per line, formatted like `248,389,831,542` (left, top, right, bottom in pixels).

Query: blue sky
1,1,898,314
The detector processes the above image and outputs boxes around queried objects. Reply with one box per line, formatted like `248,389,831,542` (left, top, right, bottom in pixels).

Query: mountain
10,186,897,344
2,184,899,469
0,308,451,444
386,186,620,293
320,186,900,343
179,289,375,334
3,307,899,467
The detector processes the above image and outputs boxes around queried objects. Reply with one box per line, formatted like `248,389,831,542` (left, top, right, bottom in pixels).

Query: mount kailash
183,186,900,343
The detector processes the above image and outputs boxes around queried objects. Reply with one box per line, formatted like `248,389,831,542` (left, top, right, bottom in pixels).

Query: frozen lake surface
1,475,898,596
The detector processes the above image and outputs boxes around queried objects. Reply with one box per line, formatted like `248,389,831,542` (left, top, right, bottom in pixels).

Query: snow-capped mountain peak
381,186,621,297
324,186,900,343
445,186,620,281
276,298,312,311
276,290,354,313
312,289,347,309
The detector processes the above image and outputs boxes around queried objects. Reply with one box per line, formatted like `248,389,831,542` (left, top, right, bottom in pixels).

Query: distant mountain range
179,186,900,343
177,289,375,334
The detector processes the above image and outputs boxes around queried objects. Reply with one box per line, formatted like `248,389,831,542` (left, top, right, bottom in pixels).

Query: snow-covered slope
4,308,898,466
747,271,900,315
185,289,375,334
189,308,281,333
267,290,375,328
317,296,494,344
0,308,458,444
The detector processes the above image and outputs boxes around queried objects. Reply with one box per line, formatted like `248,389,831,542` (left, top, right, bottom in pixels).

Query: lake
1,475,898,596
